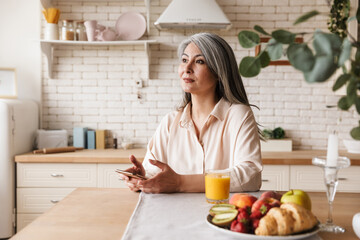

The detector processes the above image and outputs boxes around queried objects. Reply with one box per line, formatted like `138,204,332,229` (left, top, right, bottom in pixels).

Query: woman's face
178,42,218,96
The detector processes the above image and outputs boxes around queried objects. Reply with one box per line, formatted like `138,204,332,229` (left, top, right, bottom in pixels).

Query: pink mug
84,20,97,41
97,27,117,41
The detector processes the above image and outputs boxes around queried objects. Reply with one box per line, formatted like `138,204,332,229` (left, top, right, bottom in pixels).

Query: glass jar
61,20,75,41
75,21,87,41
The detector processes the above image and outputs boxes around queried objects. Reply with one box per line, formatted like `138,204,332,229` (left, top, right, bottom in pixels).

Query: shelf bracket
40,41,54,79
144,42,150,80
144,0,150,34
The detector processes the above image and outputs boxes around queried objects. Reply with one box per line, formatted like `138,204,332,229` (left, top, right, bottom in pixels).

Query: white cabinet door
290,166,324,191
261,165,290,191
16,214,41,232
17,188,75,213
336,166,360,192
17,163,97,187
97,163,132,188
290,166,360,192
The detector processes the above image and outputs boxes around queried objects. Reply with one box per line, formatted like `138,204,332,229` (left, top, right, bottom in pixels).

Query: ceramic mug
84,20,97,41
97,27,117,41
44,23,59,40
353,212,360,239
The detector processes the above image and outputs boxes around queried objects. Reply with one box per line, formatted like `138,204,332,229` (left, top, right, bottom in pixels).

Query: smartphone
115,169,147,180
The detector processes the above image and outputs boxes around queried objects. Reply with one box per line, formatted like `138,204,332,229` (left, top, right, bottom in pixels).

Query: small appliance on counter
0,99,39,237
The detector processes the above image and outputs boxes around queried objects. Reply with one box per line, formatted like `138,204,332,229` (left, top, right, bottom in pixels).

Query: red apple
251,197,280,217
260,191,283,201
229,193,257,209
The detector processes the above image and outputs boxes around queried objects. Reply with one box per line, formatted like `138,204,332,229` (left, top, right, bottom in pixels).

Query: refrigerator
0,99,39,238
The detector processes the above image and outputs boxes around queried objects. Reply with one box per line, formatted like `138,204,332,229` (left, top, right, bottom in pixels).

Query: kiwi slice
211,209,238,227
209,204,236,216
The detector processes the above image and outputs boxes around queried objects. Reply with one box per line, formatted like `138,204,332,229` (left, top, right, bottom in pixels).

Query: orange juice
205,170,230,203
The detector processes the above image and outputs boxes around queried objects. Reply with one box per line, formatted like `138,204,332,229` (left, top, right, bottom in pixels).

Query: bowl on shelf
343,139,360,154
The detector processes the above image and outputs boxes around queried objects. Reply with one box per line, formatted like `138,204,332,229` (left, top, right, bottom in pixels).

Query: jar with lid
75,21,87,41
61,20,75,41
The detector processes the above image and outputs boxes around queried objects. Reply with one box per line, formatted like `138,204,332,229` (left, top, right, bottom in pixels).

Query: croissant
255,203,318,236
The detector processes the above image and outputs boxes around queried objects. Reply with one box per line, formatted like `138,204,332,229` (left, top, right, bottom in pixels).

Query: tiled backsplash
41,0,358,149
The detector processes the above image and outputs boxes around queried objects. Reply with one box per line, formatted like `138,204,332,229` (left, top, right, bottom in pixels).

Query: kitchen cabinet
40,0,156,79
261,165,360,193
16,162,130,231
260,165,290,191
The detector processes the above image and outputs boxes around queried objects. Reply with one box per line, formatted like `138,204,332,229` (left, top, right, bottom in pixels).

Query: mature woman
120,32,262,193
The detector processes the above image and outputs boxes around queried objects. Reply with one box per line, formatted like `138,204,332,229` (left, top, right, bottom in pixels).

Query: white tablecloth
122,192,322,240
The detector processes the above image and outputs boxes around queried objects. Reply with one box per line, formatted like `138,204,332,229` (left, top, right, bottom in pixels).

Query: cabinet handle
50,200,59,203
338,177,347,181
262,179,269,182
51,173,64,177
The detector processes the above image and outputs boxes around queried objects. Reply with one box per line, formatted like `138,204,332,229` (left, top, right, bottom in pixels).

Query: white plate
115,12,146,40
206,215,320,240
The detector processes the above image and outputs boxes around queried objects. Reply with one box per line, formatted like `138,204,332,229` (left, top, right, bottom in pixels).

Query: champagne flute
312,156,350,233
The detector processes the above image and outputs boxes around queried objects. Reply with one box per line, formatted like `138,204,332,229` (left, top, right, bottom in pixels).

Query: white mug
354,212,360,239
84,20,97,41
44,23,59,40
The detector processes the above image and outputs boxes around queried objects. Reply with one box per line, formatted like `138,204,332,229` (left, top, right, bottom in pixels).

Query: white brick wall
41,0,357,149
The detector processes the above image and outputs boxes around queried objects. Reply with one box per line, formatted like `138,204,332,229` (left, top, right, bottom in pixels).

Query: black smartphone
115,169,147,180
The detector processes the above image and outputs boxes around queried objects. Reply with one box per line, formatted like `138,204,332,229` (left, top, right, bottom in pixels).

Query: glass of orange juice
205,169,230,204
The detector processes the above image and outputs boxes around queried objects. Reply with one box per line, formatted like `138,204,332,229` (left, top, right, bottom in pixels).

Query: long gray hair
177,32,251,108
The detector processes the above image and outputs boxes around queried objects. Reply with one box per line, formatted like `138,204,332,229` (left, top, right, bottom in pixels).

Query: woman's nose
184,62,193,73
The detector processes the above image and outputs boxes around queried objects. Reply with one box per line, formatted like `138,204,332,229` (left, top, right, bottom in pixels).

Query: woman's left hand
138,159,181,193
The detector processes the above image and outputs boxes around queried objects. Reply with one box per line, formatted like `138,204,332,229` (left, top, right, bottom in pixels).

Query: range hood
154,0,232,30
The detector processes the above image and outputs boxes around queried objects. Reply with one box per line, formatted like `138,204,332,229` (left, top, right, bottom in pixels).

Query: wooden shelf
40,39,157,79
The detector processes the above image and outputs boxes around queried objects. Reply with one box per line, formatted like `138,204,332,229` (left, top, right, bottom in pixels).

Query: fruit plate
206,215,320,240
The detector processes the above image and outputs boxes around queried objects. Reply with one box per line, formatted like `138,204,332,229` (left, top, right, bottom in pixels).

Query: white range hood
154,0,232,30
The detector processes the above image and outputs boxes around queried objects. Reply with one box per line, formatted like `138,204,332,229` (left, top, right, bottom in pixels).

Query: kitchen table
10,188,360,240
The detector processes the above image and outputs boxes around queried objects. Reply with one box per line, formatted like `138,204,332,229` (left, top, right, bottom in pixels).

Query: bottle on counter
61,20,75,41
75,21,87,41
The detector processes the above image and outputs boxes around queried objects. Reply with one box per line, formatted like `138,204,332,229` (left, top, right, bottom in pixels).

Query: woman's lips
183,78,194,83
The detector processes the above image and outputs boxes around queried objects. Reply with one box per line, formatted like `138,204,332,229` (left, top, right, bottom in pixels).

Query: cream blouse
143,98,262,192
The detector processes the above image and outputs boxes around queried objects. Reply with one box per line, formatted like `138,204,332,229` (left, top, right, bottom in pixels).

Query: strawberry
230,219,248,233
237,206,250,224
250,209,262,219
252,218,260,230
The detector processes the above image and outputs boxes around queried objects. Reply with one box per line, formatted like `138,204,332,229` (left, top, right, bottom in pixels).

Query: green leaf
357,4,360,24
304,55,337,83
351,126,360,140
347,80,357,104
333,74,351,91
254,25,270,36
238,31,260,48
239,56,261,77
338,96,352,110
347,16,356,23
294,10,320,25
355,97,360,114
267,39,283,61
338,38,352,66
258,51,270,68
287,43,315,72
271,30,296,44
313,31,342,56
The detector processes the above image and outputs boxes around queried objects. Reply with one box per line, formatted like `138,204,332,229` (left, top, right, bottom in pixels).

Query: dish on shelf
115,12,146,41
206,215,320,240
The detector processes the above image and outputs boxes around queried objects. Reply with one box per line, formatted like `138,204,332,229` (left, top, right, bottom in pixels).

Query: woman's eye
182,58,188,63
196,59,205,64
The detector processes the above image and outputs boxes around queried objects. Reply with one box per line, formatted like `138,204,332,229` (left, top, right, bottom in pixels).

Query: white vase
343,139,360,153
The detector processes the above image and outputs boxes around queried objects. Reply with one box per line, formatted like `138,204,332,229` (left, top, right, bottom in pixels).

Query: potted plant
261,127,292,152
238,0,360,152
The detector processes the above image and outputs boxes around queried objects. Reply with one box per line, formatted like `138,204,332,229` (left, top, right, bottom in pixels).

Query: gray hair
177,32,250,108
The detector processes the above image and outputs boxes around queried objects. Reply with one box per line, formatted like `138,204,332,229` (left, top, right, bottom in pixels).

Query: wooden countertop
15,149,360,165
10,188,360,240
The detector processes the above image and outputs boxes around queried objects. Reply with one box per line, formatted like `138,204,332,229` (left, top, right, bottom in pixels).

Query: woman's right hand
119,155,146,192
